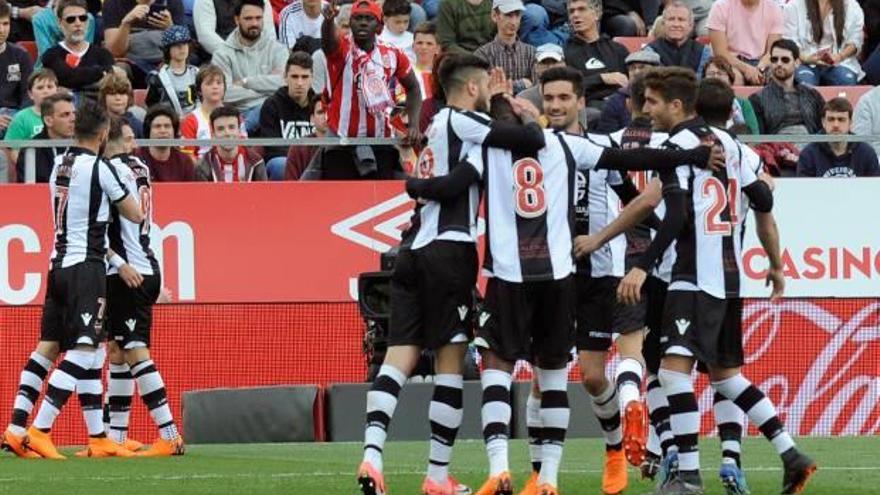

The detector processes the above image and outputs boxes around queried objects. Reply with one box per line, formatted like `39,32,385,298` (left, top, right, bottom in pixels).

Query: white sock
426,374,463,484
536,367,569,488
712,373,795,456
615,358,644,409
363,364,407,473
481,369,512,476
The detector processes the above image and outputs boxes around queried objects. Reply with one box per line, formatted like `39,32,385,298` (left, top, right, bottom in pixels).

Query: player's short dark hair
438,54,491,96
0,1,12,19
382,0,410,18
643,66,698,113
628,72,647,113
770,38,800,60
234,0,264,16
40,91,73,118
107,115,132,143
144,104,180,138
74,99,109,140
56,0,87,18
413,21,436,38
696,78,735,126
286,51,313,73
823,97,853,119
209,105,241,129
540,66,584,97
28,68,58,91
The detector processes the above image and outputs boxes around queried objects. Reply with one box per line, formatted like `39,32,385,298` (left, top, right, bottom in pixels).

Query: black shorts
387,241,477,350
107,273,160,349
660,290,744,369
641,276,669,375
40,261,108,351
476,276,575,367
575,275,645,352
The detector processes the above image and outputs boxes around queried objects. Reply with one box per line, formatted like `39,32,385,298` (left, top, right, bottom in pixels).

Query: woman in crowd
784,0,865,85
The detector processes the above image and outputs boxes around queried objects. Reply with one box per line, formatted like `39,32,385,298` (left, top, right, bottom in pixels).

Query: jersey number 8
513,158,547,218
702,176,740,235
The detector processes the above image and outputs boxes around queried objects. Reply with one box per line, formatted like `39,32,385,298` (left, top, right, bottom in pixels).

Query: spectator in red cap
320,0,422,179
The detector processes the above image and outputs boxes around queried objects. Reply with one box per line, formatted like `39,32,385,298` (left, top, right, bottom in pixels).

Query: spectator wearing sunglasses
40,0,115,96
749,38,824,137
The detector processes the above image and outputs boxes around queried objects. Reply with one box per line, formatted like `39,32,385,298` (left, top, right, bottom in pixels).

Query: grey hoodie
212,28,287,112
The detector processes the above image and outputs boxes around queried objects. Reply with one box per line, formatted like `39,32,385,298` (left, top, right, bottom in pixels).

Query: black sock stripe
18,385,40,402
733,385,764,413
109,426,130,431
482,422,508,440
82,368,101,380
667,392,698,411
371,375,403,396
650,405,670,424
595,390,618,407
675,433,699,451
45,384,73,407
110,372,133,379
78,392,103,409
542,426,567,443
482,385,510,405
366,410,391,428
541,390,569,408
527,426,543,440
141,389,169,410
717,422,743,440
132,364,158,379
713,391,726,404
11,409,28,427
429,421,459,443
432,385,463,408
57,360,86,379
158,420,175,429
24,359,51,379
646,378,661,391
722,449,741,458
364,444,383,454
108,395,134,407
428,459,449,467
598,412,621,431
616,371,641,387
758,416,785,440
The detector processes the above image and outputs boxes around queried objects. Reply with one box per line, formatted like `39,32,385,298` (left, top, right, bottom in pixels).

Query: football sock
712,373,795,456
536,367,569,488
33,349,92,432
107,362,134,444
79,347,107,438
8,351,53,436
588,381,622,451
526,388,543,473
659,369,700,475
131,359,178,441
646,373,674,456
616,357,644,409
363,364,406,473
712,390,744,467
427,373,463,484
481,369,512,477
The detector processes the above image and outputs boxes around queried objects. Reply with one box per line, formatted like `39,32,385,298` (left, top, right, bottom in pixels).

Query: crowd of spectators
1,0,879,183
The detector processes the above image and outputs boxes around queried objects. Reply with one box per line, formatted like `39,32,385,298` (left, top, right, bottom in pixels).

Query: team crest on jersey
416,147,435,178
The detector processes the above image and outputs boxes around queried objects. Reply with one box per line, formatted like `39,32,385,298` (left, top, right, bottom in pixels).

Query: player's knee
124,345,151,366
615,331,645,358
35,341,60,361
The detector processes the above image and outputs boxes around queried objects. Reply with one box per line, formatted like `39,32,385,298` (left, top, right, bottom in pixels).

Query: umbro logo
675,318,691,335
125,319,137,331
80,313,92,326
478,312,491,328
457,305,468,321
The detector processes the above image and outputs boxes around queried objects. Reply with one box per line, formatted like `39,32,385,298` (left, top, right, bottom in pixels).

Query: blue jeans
243,104,263,136
519,4,570,47
863,44,880,86
420,0,439,19
266,156,288,180
795,64,859,86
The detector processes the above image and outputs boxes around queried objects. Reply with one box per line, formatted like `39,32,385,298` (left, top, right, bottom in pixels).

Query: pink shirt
707,0,784,60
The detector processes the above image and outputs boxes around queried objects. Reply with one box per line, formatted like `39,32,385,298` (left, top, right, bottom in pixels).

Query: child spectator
379,0,414,61
98,71,145,138
145,25,198,115
3,68,57,166
180,63,246,160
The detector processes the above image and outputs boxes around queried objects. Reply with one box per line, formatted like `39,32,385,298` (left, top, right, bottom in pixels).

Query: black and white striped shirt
49,148,129,269
107,154,159,277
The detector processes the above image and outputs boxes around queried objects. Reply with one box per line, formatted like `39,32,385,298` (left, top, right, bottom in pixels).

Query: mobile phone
148,1,167,16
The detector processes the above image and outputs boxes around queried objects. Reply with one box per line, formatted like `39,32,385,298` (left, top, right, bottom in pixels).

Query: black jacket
257,87,315,161
564,35,629,105
15,128,68,183
749,80,825,135
40,43,114,92
647,38,705,74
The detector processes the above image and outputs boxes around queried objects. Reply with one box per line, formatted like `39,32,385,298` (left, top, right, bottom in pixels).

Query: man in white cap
595,48,661,132
474,0,535,94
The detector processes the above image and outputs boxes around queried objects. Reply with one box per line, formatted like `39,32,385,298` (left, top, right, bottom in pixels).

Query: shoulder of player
449,108,492,127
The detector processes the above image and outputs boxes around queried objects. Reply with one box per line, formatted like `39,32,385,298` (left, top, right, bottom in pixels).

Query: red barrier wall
0,298,877,445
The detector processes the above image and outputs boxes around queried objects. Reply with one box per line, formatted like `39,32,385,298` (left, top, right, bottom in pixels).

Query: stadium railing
6,134,880,183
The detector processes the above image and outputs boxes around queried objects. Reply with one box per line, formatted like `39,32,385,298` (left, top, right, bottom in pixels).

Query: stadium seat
17,41,37,63
733,85,873,106
613,36,653,53
133,89,147,108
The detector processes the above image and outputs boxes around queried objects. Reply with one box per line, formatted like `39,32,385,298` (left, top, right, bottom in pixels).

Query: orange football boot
602,448,628,495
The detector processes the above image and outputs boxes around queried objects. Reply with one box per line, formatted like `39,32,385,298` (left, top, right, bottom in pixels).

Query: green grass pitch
1,437,876,494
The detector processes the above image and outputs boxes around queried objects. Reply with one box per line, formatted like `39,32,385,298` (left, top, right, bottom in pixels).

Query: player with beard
412,66,722,495
357,53,547,495
620,67,815,495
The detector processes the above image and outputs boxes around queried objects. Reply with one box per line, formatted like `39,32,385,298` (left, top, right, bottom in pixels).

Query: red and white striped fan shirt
324,35,413,138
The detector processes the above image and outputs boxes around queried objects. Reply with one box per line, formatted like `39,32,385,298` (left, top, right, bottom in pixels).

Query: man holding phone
103,0,186,85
